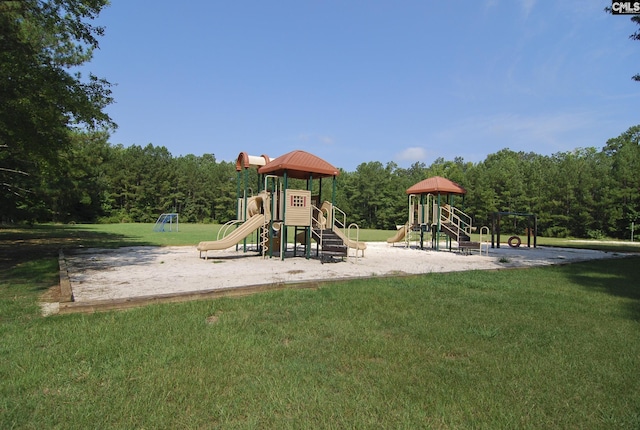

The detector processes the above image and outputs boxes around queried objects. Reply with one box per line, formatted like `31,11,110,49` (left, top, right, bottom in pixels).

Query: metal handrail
440,204,473,243
443,204,473,230
479,226,490,255
310,204,324,249
332,205,348,233
347,223,361,262
217,219,243,240
320,201,364,260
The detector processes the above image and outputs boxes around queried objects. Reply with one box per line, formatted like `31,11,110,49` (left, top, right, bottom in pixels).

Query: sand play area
47,241,631,315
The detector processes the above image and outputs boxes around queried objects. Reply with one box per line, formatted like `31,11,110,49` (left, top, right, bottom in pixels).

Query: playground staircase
441,223,481,253
312,228,348,262
441,222,471,242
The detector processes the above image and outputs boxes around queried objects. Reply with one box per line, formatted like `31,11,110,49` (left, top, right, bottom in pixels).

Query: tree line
2,125,638,240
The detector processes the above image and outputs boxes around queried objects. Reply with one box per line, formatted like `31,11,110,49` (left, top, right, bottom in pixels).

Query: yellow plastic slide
197,214,265,259
386,224,408,244
333,227,367,256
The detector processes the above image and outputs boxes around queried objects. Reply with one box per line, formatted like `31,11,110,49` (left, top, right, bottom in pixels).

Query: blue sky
84,1,640,171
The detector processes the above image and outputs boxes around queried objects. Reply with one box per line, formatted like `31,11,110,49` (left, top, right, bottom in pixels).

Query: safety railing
310,204,325,251
347,223,361,261
478,226,490,256
332,204,348,233
217,219,243,240
333,204,364,260
439,204,473,243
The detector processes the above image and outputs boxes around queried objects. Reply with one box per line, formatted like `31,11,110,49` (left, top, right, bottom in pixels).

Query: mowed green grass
1,224,639,428
66,223,395,246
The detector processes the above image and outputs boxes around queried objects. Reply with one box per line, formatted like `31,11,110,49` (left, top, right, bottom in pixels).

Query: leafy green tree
174,154,235,223
334,168,355,216
0,0,114,221
542,149,602,237
427,157,471,186
40,131,111,222
603,125,640,238
209,160,236,223
479,150,526,212
463,162,495,228
101,144,176,222
340,161,400,229
400,162,429,190
173,155,204,222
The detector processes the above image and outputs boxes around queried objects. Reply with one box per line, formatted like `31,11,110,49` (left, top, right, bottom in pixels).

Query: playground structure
387,176,486,254
197,150,365,262
153,213,179,232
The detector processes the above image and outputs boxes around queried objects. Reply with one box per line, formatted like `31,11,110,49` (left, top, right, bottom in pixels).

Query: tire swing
507,235,521,248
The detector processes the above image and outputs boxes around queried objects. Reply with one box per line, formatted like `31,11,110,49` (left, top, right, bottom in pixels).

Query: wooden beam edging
55,258,597,315
57,280,322,314
58,249,74,303
58,272,408,315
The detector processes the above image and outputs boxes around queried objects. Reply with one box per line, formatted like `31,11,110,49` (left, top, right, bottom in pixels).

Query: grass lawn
1,224,639,428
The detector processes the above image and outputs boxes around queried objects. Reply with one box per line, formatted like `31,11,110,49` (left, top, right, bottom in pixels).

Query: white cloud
395,147,429,163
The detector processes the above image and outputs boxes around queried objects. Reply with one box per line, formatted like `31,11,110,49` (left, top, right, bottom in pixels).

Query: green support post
306,174,313,259
436,193,441,251
236,171,241,219
243,167,249,252
332,176,336,209
420,194,425,249
269,177,276,258
282,172,288,260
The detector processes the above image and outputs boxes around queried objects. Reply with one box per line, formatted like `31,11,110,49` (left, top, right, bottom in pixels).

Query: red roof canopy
406,176,466,195
258,150,339,179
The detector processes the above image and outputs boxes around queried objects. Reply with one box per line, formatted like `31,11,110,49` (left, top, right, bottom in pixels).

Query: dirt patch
206,312,222,324
40,284,61,303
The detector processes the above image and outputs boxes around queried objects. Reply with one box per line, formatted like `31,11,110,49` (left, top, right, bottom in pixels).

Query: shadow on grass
0,224,154,272
566,256,640,321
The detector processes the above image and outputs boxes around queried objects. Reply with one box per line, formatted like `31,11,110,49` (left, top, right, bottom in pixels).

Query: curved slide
333,227,367,256
387,224,408,244
197,214,265,259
